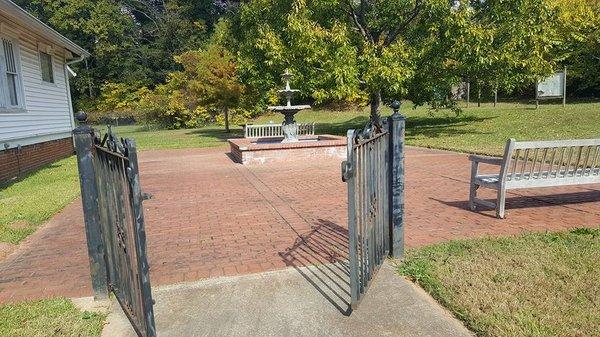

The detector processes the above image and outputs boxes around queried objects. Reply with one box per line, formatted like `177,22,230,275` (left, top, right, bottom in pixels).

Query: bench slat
513,139,600,149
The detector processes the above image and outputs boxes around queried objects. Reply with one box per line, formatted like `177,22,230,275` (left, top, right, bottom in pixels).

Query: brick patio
0,146,598,303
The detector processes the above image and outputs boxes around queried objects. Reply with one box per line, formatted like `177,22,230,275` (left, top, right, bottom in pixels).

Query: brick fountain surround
228,135,346,164
228,70,346,164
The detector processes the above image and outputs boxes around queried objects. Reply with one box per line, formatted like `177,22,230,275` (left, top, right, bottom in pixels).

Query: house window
0,38,23,108
40,51,54,83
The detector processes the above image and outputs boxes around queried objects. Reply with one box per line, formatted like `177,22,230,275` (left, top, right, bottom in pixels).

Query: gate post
73,112,108,299
388,100,405,258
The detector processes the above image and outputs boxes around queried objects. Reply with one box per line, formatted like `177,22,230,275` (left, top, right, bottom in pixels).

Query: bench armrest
468,155,504,166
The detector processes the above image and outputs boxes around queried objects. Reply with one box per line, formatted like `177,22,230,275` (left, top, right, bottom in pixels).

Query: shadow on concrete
279,219,352,316
431,189,600,216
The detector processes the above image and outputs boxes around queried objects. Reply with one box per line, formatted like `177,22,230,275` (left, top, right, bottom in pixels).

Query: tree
455,0,559,104
552,0,600,93
14,0,238,110
176,44,244,132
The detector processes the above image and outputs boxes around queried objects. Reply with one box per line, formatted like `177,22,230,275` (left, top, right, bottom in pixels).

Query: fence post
72,112,108,299
388,100,405,258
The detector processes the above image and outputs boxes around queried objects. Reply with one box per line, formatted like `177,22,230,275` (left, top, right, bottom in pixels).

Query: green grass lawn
396,228,600,337
97,124,243,150
0,157,80,244
0,298,106,337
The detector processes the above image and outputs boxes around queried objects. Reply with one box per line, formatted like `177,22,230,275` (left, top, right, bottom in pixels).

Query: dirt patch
0,242,18,260
9,220,32,230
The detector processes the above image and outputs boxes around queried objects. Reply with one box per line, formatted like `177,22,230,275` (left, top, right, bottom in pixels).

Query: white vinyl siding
0,13,73,148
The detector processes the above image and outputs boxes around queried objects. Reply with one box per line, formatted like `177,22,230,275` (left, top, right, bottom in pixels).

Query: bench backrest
500,138,600,183
244,123,315,138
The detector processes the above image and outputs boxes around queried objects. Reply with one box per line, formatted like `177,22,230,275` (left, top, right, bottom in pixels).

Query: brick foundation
0,137,74,184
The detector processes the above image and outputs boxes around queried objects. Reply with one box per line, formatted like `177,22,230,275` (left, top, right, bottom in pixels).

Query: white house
0,0,89,183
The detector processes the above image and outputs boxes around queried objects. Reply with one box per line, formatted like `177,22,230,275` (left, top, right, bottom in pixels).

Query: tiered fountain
228,69,346,164
267,70,311,143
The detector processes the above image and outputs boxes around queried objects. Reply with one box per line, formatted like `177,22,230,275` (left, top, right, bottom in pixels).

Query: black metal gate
74,116,156,337
341,102,405,309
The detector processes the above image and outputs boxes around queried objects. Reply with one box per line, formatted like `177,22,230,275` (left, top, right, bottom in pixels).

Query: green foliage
233,0,362,107
17,0,600,119
89,83,150,123
552,0,600,92
456,0,559,92
135,36,251,130
15,0,228,110
176,43,245,130
136,79,204,129
233,0,563,117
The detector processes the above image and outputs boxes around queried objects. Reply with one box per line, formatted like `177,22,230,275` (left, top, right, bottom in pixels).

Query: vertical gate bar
73,122,109,299
367,141,375,281
345,130,360,308
125,139,156,337
365,142,375,284
378,137,384,262
359,142,366,292
380,137,384,258
375,138,380,265
388,101,406,258
377,137,383,262
356,144,363,293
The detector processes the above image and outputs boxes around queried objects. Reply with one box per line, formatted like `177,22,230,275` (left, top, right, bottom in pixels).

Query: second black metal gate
94,130,156,337
341,102,405,309
74,119,156,337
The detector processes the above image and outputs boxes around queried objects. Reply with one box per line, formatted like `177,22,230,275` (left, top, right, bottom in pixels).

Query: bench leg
469,183,478,211
496,186,506,219
469,161,479,211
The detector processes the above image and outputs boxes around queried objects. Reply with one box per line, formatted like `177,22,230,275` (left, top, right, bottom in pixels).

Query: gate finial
391,100,401,116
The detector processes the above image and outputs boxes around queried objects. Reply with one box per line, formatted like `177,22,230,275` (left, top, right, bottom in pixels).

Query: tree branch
343,0,373,43
383,0,422,47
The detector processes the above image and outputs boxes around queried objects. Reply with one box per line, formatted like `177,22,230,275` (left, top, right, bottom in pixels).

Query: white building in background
0,0,89,183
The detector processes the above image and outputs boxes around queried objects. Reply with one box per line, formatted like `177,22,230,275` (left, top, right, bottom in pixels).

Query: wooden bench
469,138,600,218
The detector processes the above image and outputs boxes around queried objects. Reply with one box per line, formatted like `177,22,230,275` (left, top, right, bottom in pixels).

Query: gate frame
73,112,156,337
342,100,405,308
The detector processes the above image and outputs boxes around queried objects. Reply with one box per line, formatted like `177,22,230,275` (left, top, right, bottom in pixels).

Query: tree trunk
494,89,498,108
369,91,382,123
224,108,230,133
477,86,481,108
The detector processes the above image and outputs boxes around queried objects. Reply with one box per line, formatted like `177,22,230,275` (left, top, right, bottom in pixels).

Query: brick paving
0,146,598,303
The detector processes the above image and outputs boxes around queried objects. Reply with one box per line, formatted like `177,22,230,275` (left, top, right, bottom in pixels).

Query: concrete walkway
101,262,472,337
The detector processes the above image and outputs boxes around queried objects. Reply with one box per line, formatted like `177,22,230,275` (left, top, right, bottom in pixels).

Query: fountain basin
228,134,346,165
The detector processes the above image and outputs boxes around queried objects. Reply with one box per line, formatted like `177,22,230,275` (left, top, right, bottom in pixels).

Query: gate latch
341,160,352,182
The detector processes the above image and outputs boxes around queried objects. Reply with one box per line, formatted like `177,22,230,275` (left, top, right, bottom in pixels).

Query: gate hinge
142,192,153,201
341,160,352,182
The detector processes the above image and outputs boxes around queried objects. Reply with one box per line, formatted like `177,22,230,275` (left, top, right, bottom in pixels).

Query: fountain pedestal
267,105,311,143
